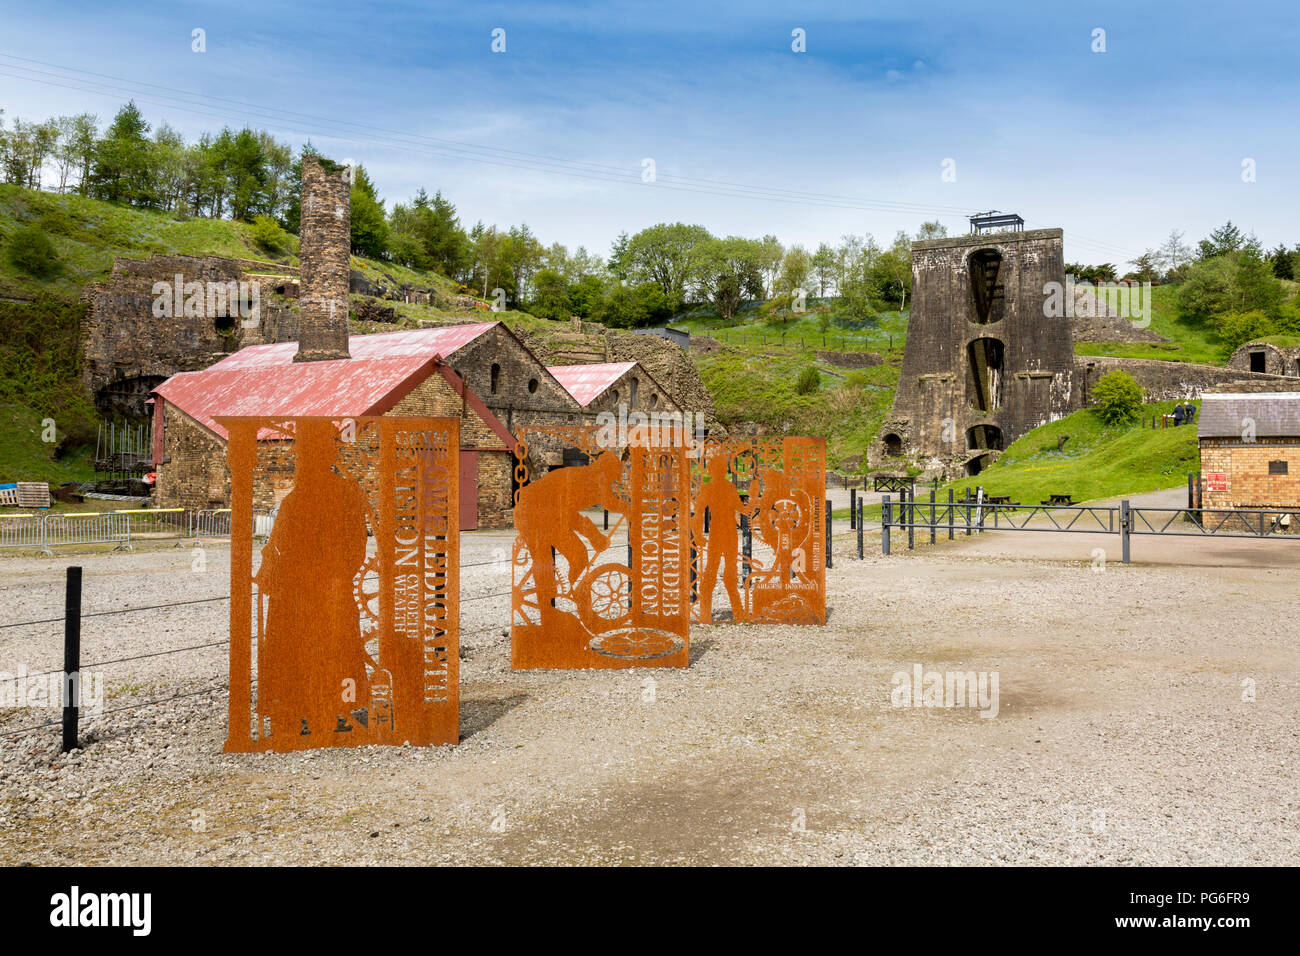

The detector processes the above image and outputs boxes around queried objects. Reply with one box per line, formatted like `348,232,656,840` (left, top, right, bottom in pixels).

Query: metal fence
880,492,1300,563
0,508,271,554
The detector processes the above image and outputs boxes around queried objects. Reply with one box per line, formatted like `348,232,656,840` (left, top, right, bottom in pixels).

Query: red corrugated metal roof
209,322,496,370
546,362,637,407
154,323,498,440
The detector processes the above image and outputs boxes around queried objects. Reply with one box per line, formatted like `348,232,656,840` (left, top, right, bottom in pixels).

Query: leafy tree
1128,250,1161,282
527,268,573,320
776,245,811,296
348,165,389,258
811,242,836,297
88,102,157,206
1268,243,1297,281
1197,221,1244,260
1091,370,1143,425
623,222,711,304
1233,239,1285,316
915,220,947,240
250,214,291,254
600,282,673,328
1218,310,1277,352
1158,229,1192,280
1176,255,1235,317
692,236,765,321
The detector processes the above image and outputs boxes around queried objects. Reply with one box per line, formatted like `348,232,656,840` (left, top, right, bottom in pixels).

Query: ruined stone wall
1200,437,1300,509
887,228,1075,471
1079,357,1296,402
1226,341,1300,378
295,156,352,363
83,255,298,416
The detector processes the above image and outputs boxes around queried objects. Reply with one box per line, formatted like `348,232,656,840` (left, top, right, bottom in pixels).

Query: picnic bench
1041,493,1075,506
985,495,1019,508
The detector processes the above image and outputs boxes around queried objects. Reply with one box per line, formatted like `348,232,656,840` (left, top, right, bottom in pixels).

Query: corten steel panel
459,450,479,531
511,424,690,669
219,415,460,751
690,437,826,626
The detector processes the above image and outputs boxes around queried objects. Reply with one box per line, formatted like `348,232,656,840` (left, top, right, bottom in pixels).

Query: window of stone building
214,314,235,334
528,378,539,393
491,363,500,394
611,389,619,403
630,377,639,406
1269,460,1288,475
650,393,659,408
1250,351,1266,372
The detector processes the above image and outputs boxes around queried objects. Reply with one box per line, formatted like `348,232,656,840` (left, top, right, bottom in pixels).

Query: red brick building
1197,391,1300,510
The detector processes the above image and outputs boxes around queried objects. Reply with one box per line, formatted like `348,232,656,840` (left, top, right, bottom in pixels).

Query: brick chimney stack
294,155,351,362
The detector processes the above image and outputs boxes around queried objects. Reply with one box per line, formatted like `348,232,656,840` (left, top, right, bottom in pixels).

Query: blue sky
3,0,1298,265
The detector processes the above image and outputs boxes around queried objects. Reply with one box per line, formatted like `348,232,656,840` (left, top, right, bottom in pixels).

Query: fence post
857,499,864,559
930,489,936,545
603,508,609,531
948,488,954,540
741,513,752,583
850,488,856,529
62,566,82,753
1187,472,1194,510
1120,499,1131,565
907,487,914,550
882,495,891,555
964,487,972,536
825,499,833,569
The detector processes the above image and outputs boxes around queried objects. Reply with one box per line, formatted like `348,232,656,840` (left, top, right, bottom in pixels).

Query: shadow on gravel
461,693,528,740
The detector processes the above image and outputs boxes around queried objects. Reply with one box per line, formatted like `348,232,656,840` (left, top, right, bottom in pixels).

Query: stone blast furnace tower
882,213,1075,476
294,155,352,362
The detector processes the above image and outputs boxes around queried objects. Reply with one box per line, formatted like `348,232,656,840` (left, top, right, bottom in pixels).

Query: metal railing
0,508,272,554
881,493,1300,563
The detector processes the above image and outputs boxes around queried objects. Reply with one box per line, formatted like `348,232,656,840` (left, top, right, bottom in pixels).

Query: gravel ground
1,522,1296,866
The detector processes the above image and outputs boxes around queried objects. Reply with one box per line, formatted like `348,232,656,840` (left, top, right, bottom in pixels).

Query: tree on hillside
1128,250,1162,282
756,234,784,298
692,236,765,321
1269,243,1297,281
1197,221,1244,260
776,245,811,297
916,220,947,240
1091,370,1143,425
1158,229,1192,279
349,165,389,258
811,242,836,297
389,188,470,277
622,222,712,305
88,102,156,206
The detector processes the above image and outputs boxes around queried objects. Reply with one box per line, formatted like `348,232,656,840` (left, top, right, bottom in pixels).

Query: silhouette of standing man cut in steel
693,455,755,622
256,421,371,739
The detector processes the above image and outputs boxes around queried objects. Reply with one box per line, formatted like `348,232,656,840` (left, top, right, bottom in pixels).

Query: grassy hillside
1072,284,1228,365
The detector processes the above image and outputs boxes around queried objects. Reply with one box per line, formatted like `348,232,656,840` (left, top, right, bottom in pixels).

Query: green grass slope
941,401,1199,505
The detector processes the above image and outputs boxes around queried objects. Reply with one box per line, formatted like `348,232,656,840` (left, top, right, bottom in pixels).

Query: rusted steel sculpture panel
511,425,690,669
691,437,826,626
221,415,459,751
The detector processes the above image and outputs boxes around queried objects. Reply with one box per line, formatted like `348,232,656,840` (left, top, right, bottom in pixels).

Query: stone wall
294,156,352,363
1199,437,1300,509
1226,341,1300,378
1079,357,1296,402
82,255,298,416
